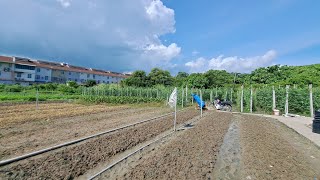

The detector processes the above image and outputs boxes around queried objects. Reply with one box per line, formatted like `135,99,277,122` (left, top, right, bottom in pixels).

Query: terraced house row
0,55,129,86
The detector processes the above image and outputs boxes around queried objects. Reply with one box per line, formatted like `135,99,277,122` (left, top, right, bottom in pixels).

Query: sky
0,0,319,74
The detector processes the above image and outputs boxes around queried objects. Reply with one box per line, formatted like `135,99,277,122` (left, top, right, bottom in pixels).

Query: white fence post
181,89,184,108
250,85,253,113
241,85,244,113
285,85,289,116
272,86,276,110
200,89,203,118
185,85,188,102
310,84,314,117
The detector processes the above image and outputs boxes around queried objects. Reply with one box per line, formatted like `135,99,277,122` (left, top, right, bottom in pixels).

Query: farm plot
97,112,320,180
0,110,199,179
101,111,232,179
0,102,172,160
239,114,320,179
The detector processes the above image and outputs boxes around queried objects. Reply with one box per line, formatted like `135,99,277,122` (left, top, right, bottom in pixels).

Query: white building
35,67,52,83
0,56,14,84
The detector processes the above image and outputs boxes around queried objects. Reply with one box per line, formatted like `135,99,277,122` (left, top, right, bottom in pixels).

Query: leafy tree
122,70,148,87
174,72,189,87
187,73,208,88
204,70,233,88
148,68,173,86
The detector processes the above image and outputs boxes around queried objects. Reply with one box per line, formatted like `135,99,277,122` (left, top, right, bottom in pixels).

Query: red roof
0,56,13,63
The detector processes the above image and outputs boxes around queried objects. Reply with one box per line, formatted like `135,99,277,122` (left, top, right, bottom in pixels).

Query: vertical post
36,90,39,110
200,90,203,118
181,89,184,108
272,86,276,110
166,93,169,106
310,84,314,117
241,85,244,113
174,101,177,131
210,91,213,102
185,85,188,102
250,85,253,113
285,85,289,116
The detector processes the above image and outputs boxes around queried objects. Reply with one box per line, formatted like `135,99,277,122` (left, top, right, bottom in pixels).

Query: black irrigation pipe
0,109,185,167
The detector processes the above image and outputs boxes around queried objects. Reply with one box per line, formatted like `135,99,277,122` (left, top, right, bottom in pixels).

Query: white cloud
56,0,71,8
185,50,277,73
0,0,180,72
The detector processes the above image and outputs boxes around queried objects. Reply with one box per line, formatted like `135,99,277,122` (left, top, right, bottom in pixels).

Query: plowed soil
0,103,171,160
97,112,320,180
239,114,320,179
110,111,231,180
1,107,320,180
0,110,199,179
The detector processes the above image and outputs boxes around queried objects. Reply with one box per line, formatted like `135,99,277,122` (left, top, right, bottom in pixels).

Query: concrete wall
35,67,52,83
51,69,67,83
0,62,13,81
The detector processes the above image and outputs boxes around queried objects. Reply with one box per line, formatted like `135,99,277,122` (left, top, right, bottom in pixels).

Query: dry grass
0,103,129,127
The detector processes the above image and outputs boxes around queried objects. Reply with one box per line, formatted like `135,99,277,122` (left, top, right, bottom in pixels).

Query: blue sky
0,0,319,74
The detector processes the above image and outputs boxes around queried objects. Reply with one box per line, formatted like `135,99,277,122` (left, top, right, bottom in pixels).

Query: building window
69,72,71,75
87,74,90,78
27,74,32,78
61,71,64,74
107,81,109,84
75,79,77,82
36,75,40,79
0,71,1,76
45,76,48,80
93,75,96,79
37,68,40,72
68,78,71,81
17,73,22,78
107,76,109,79
15,64,35,70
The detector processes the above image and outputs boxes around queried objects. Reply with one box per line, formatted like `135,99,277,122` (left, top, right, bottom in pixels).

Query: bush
4,85,23,92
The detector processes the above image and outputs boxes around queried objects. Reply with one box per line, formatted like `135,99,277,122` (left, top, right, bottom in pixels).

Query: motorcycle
212,98,232,112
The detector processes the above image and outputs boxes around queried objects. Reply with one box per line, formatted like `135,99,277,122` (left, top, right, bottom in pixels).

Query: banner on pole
168,87,177,108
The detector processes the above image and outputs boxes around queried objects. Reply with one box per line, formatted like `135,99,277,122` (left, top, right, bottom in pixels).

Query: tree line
121,64,320,88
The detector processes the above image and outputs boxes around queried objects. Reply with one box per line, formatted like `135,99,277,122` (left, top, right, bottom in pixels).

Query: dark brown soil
0,105,170,160
110,111,232,180
239,114,320,179
0,110,199,179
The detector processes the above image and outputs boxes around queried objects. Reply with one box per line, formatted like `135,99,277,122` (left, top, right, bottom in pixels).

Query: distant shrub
4,85,23,92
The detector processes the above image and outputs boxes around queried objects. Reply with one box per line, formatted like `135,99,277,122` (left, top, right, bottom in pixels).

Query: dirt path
0,110,199,179
0,105,171,160
104,111,232,180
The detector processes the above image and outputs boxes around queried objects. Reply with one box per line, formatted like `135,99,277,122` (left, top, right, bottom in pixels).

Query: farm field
0,102,172,160
95,112,320,180
0,103,320,179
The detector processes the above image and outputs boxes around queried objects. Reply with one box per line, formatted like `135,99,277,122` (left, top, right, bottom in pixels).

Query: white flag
168,87,177,108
